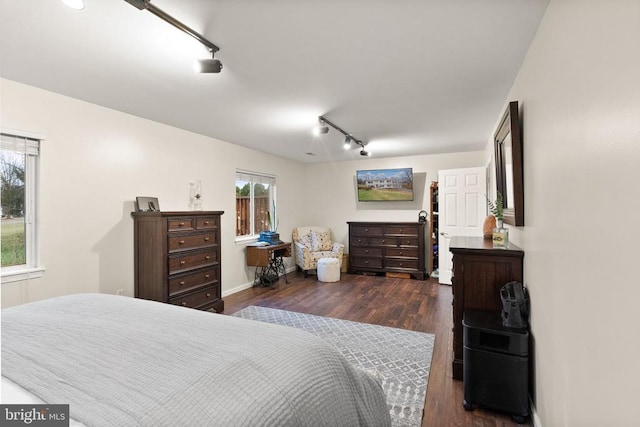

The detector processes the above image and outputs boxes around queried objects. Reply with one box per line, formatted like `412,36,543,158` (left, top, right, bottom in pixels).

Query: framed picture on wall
135,196,160,212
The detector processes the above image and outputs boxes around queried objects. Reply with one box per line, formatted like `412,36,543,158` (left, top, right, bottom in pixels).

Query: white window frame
1,129,45,283
235,170,276,244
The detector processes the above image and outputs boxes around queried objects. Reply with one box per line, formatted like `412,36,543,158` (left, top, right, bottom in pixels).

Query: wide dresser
449,236,524,380
132,211,224,312
347,221,427,280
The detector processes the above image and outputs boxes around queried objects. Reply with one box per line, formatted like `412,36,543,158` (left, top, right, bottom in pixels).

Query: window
235,170,276,241
1,131,43,282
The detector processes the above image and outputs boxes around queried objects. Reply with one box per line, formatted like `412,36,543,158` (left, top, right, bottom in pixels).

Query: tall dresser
449,236,524,380
132,211,224,312
347,221,427,280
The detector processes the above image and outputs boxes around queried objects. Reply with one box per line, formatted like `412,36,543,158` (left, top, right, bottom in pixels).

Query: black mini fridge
462,310,529,424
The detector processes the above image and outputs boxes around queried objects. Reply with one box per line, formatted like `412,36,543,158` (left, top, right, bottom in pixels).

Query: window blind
236,170,276,186
1,133,40,155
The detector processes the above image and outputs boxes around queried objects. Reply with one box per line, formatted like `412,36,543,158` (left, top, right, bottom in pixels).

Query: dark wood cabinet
347,221,427,280
450,236,523,380
132,211,224,312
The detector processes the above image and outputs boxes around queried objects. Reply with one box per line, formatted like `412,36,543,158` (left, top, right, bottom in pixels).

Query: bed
2,294,391,426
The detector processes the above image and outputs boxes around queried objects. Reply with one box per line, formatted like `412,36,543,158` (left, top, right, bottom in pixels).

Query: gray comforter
2,294,390,426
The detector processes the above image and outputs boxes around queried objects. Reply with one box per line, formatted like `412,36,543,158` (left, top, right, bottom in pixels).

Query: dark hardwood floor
223,271,532,427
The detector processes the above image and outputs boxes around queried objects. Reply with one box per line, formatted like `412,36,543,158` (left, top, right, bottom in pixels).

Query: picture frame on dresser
135,196,160,212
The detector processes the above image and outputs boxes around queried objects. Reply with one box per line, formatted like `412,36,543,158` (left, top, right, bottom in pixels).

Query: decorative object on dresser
449,236,523,380
135,196,160,212
348,221,427,280
132,211,224,312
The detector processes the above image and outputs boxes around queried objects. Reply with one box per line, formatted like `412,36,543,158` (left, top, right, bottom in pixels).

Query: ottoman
317,257,340,282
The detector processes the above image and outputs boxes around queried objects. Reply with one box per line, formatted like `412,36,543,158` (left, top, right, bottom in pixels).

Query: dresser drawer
168,218,195,232
350,236,370,246
351,225,384,236
350,256,383,269
385,258,419,270
398,237,419,247
168,248,218,274
385,225,418,236
168,232,217,252
371,237,394,246
196,216,219,230
169,268,218,296
386,247,418,258
351,246,383,257
169,284,220,308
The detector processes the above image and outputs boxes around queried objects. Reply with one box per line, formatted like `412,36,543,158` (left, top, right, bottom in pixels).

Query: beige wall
488,0,640,425
0,79,482,307
0,78,307,306
304,152,484,246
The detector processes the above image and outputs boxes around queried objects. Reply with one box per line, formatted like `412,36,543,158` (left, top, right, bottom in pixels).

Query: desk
246,242,292,287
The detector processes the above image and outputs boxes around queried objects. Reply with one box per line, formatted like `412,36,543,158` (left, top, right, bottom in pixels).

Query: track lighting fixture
124,0,222,73
313,119,329,135
196,50,223,73
316,116,371,156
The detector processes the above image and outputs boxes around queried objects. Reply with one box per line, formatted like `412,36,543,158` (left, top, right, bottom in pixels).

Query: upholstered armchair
293,226,344,278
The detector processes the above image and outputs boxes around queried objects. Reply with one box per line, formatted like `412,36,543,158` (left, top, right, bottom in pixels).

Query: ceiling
0,0,548,163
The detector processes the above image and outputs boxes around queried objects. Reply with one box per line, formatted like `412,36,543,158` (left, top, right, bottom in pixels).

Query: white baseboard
222,266,297,298
530,397,542,427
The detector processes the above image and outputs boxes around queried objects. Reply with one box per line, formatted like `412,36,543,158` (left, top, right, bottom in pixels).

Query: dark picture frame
494,101,524,226
135,196,160,212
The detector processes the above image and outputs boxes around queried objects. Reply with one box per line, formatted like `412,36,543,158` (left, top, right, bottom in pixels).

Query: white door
438,167,486,285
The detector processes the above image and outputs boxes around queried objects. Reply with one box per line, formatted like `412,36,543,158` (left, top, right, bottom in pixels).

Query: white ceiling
0,0,548,163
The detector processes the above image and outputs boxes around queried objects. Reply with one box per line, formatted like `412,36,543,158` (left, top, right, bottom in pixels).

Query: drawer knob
181,302,187,306
179,240,185,245
179,222,185,226
205,274,210,279
365,249,369,254
382,239,386,243
364,261,369,265
399,251,403,255
206,293,211,298
365,228,369,232
205,255,211,260
179,281,185,286
180,261,186,265
204,237,210,242
204,221,210,225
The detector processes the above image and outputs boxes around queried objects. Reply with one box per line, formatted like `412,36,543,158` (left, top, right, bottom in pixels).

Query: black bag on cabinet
500,281,530,329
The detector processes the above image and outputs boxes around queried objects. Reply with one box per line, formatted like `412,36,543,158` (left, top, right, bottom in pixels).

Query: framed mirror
494,101,524,226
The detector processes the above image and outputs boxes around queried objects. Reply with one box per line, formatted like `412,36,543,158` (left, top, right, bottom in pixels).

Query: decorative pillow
310,230,332,251
299,231,314,250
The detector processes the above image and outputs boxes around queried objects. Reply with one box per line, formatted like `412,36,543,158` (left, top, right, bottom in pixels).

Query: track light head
318,119,329,134
360,149,370,156
313,118,329,136
344,136,352,149
197,57,223,73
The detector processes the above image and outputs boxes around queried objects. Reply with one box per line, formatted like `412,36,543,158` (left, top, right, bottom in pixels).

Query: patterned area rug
232,306,435,427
